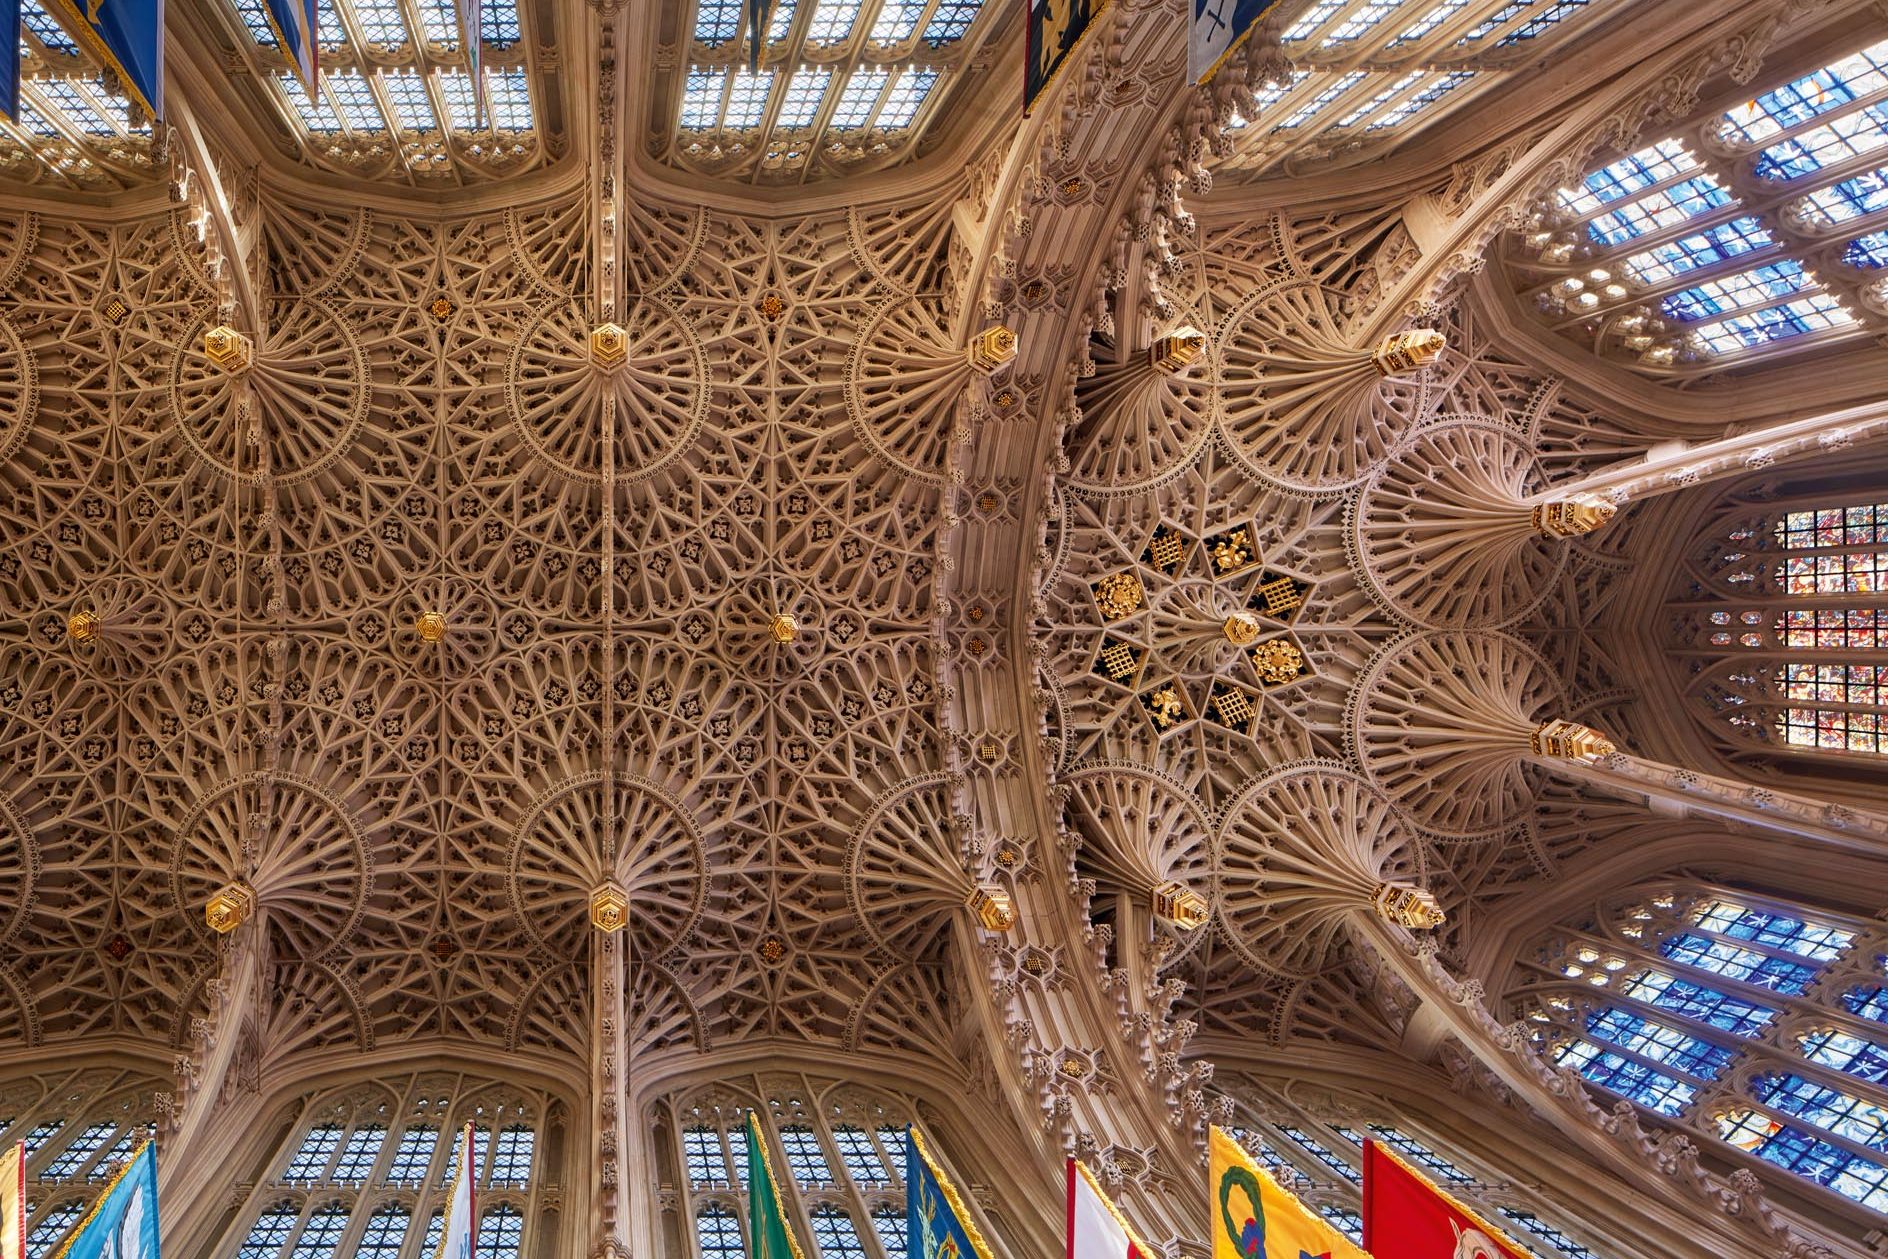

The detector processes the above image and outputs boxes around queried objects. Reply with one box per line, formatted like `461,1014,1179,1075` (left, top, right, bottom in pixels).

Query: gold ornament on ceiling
967,324,1018,374
1373,883,1446,930
66,608,101,643
768,612,799,644
202,325,253,373
1530,718,1617,760
966,886,1016,931
1532,493,1618,537
1371,328,1447,376
427,296,454,321
1151,881,1209,931
590,322,628,369
1092,571,1146,620
1222,611,1263,646
589,881,629,933
1149,326,1204,373
205,880,256,934
1249,638,1305,686
416,611,448,644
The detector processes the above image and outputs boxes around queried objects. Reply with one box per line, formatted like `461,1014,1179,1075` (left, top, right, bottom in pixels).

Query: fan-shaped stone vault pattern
0,188,972,1063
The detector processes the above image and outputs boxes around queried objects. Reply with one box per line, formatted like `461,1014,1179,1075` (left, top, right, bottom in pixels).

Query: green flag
745,1112,807,1259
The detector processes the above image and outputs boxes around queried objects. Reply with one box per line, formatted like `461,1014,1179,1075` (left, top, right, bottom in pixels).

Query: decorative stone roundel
170,771,372,960
505,297,707,487
169,302,371,486
1216,281,1429,493
1349,417,1567,629
845,772,968,956
506,770,708,957
845,295,968,486
0,312,37,467
1351,631,1566,839
1214,765,1423,979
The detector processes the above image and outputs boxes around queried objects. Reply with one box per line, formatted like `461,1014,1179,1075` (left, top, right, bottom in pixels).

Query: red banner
1363,1141,1529,1259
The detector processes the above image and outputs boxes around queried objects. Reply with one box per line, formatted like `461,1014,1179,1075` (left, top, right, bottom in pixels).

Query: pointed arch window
697,1203,746,1258
1515,885,1888,1215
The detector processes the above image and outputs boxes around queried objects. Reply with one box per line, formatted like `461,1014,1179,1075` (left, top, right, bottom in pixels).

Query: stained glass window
40,1124,113,1179
1525,887,1888,1215
1721,40,1888,145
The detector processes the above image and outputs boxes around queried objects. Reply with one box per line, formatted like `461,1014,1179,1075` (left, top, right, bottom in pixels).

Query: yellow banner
1209,1125,1370,1259
1,1142,21,1259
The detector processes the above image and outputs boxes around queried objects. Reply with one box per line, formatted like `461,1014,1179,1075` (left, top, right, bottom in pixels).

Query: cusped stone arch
1351,630,1567,839
169,301,373,487
266,959,373,1058
1216,280,1433,494
846,771,979,957
169,769,373,962
1213,763,1428,980
1064,328,1216,495
1348,416,1569,629
504,296,708,488
505,769,709,960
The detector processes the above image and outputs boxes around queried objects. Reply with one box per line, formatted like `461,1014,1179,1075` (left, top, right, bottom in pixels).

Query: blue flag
1023,0,1103,114
54,1140,159,1259
45,0,163,117
0,0,21,121
906,1126,993,1259
261,0,318,94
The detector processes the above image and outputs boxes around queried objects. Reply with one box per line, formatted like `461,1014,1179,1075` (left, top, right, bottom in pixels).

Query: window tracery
1216,0,1622,177
208,0,547,184
1513,884,1888,1215
1507,38,1888,373
1668,480,1888,760
0,1067,163,1259
221,1072,563,1259
662,1076,968,1259
656,0,999,182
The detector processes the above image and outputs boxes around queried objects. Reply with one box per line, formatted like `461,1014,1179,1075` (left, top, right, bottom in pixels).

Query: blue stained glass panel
1554,1039,1697,1115
1721,41,1888,145
1586,175,1731,245
1692,293,1854,353
1585,1006,1735,1077
1659,932,1822,994
1621,216,1773,285
1802,1028,1888,1084
1726,1117,1888,1210
1752,101,1888,181
1844,231,1888,268
1802,164,1888,224
1692,900,1854,959
1754,1073,1888,1153
1621,970,1776,1036
1660,260,1813,324
1847,986,1888,1024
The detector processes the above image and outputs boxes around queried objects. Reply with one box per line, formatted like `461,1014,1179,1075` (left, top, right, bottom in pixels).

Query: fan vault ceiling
3,1,1888,1258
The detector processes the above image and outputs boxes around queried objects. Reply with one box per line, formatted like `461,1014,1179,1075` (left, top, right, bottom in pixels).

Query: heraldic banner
745,1112,807,1259
907,1126,993,1259
1023,0,1106,113
1209,1125,1368,1259
51,1140,158,1259
1362,1140,1530,1259
1067,1157,1150,1259
1,1141,21,1259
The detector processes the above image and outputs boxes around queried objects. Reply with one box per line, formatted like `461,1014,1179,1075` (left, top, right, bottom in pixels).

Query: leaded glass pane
1496,0,1589,44
41,1123,114,1179
684,1127,729,1186
387,1125,439,1184
1391,0,1471,45
1620,217,1773,285
1753,101,1888,181
1660,260,1814,323
1658,933,1822,994
1554,1038,1697,1115
1719,1110,1888,1210
1721,40,1888,145
1368,71,1474,131
869,0,924,42
357,1207,411,1259
477,1205,525,1259
724,69,776,130
779,1125,835,1187
90,1127,143,1180
489,1125,534,1187
1691,293,1855,354
808,1205,868,1259
694,0,742,44
290,1206,349,1259
25,1202,85,1259
280,75,344,132
1621,969,1776,1036
1843,230,1888,268
726,1123,751,1188
382,72,438,131
331,1123,388,1182
1278,72,1365,130
236,1205,300,1259
1585,1007,1734,1078
283,1125,342,1182
919,0,979,42
875,1125,906,1180
831,1125,887,1185
829,69,888,129
1801,1028,1888,1084
1799,165,1888,225
876,67,937,130
1366,1127,1474,1183
776,68,831,128
806,0,862,44
870,1204,905,1255
681,68,725,129
1583,174,1730,246
21,0,78,51
1498,1209,1603,1259
1318,1206,1365,1244
698,1204,745,1258
1279,1127,1360,1184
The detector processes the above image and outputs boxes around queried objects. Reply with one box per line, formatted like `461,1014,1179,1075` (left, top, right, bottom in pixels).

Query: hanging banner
1024,0,1106,114
0,0,21,122
907,1126,995,1259
1,1142,21,1259
460,0,486,127
1068,1158,1151,1259
1363,1140,1529,1259
50,1140,158,1259
41,0,163,118
260,0,319,95
434,1123,476,1259
1210,1125,1370,1259
1190,0,1283,85
745,1112,806,1259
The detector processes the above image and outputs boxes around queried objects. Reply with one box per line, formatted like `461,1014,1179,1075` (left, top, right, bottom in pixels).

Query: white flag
1067,1159,1149,1259
436,1123,477,1259
0,1143,21,1259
